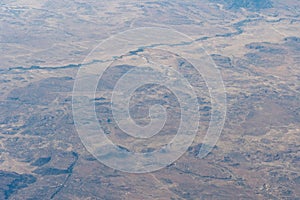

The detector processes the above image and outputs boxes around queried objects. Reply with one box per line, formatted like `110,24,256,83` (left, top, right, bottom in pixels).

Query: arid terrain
0,0,300,199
